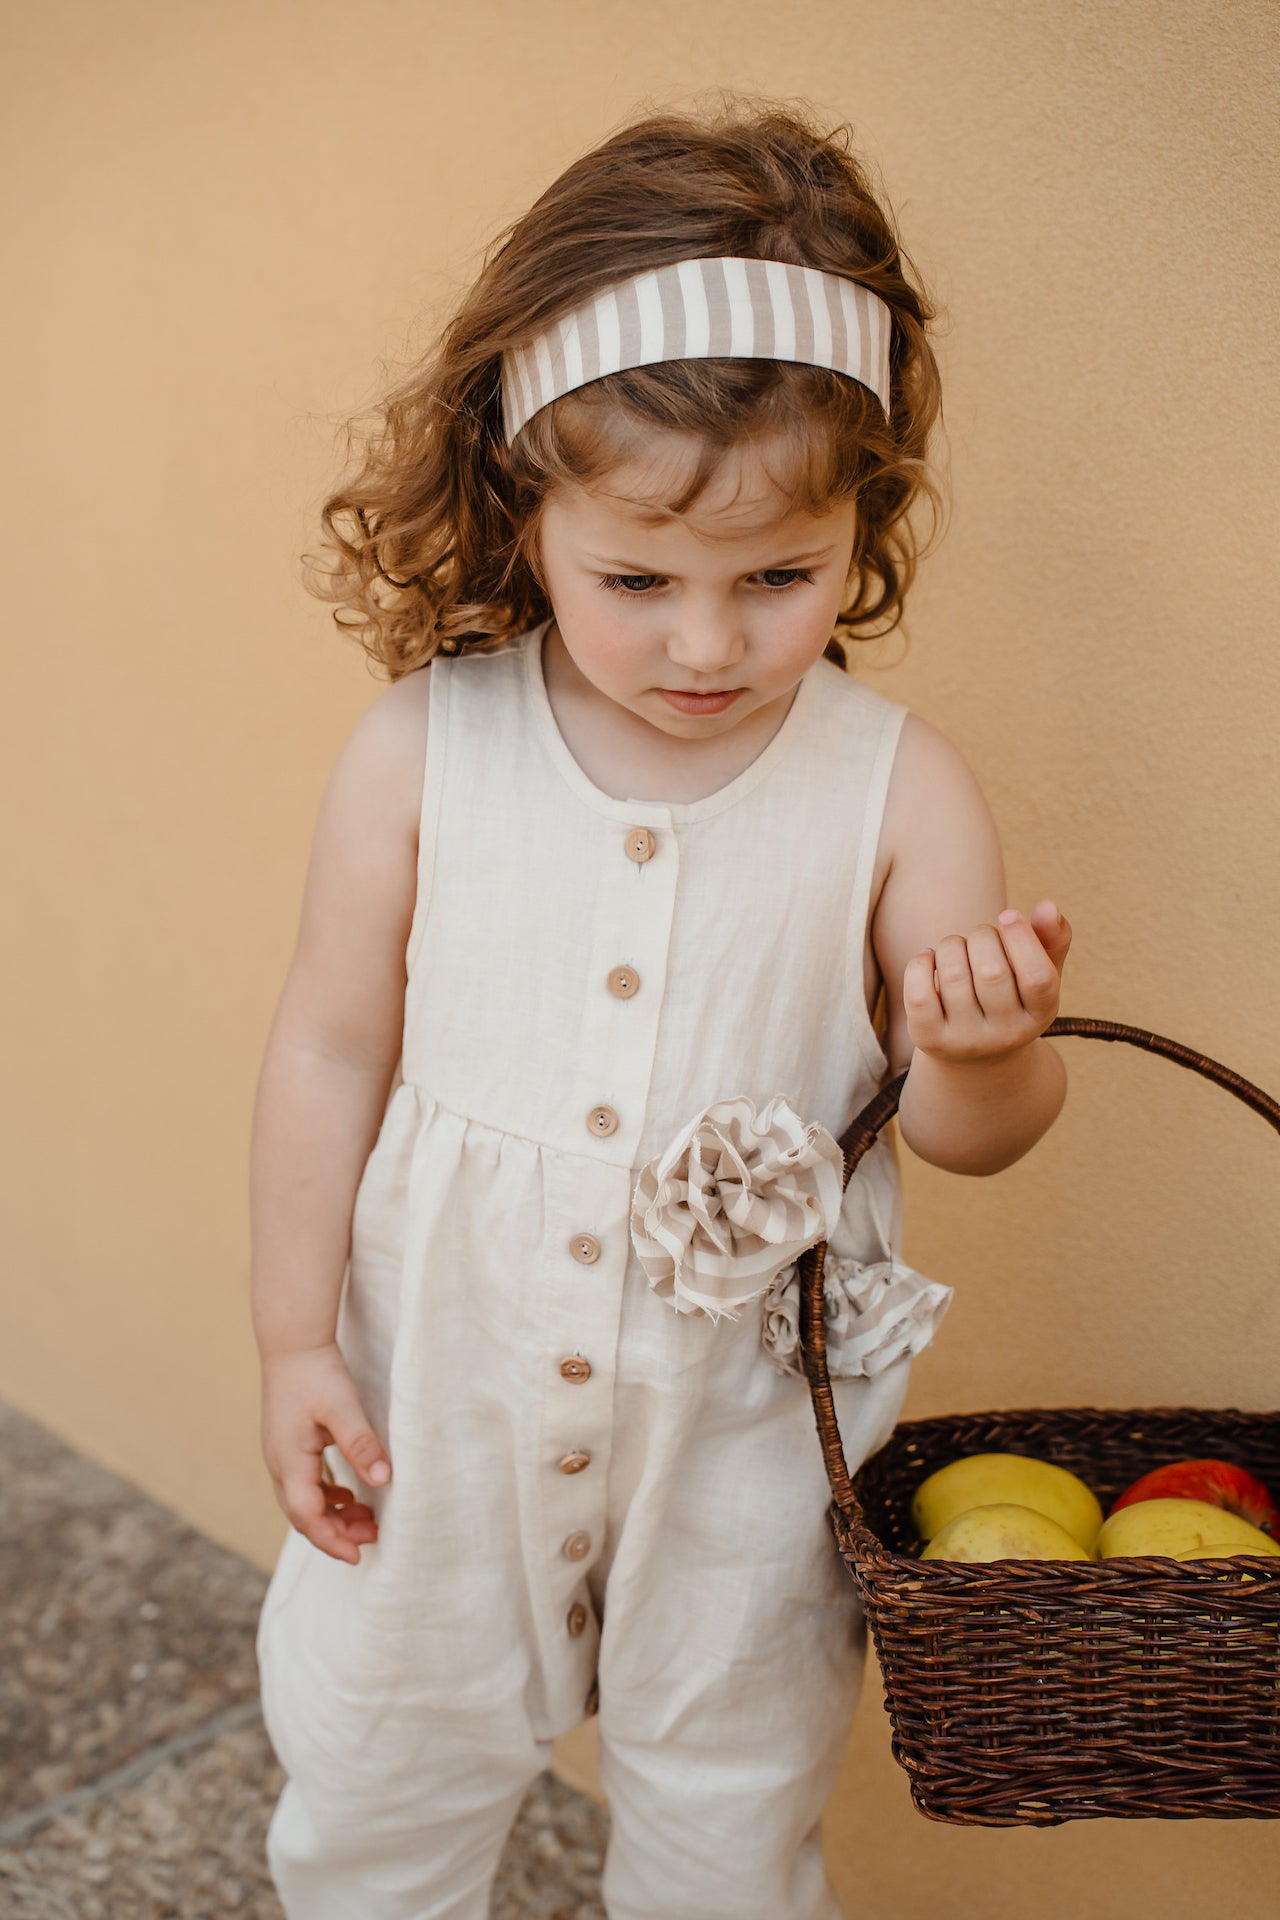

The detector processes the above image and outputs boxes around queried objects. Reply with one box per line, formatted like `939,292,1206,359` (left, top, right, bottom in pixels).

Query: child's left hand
903,898,1072,1065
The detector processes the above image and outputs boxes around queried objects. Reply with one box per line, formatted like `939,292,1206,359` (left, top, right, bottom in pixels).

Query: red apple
1108,1459,1280,1538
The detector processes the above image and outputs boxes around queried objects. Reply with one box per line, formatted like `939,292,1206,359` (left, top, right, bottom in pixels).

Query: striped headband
500,255,893,447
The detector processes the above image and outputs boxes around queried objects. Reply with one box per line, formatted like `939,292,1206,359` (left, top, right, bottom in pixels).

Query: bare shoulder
275,664,433,1068
870,708,998,889
332,665,432,843
885,707,1005,889
883,709,994,841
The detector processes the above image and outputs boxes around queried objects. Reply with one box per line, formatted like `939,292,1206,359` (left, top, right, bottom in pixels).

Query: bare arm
871,713,1070,1177
250,1048,403,1356
249,667,430,1561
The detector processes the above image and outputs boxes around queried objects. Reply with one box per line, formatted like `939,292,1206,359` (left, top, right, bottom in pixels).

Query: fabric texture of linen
256,617,948,1919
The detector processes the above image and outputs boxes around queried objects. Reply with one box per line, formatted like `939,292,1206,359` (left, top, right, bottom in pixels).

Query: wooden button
625,828,656,863
587,1105,619,1137
559,1356,591,1383
606,966,639,999
569,1233,601,1264
563,1530,591,1561
585,1677,600,1716
558,1450,591,1474
567,1603,589,1637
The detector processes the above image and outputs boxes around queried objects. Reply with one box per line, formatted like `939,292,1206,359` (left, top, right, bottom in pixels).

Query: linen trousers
257,1361,912,1920
261,1565,863,1920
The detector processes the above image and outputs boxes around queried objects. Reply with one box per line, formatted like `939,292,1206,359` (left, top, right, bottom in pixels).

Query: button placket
540,813,675,1708
544,1165,620,1608
567,811,675,1172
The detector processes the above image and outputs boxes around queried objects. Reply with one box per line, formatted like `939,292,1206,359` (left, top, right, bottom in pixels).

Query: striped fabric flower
760,1254,954,1380
630,1094,846,1321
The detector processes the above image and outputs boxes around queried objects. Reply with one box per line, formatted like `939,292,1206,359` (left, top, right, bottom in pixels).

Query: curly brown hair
306,94,947,680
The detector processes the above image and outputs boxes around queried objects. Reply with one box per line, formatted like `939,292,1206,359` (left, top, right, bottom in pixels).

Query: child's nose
664,624,746,677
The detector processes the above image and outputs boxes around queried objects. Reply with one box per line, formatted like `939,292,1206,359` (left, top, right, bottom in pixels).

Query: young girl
251,99,1071,1920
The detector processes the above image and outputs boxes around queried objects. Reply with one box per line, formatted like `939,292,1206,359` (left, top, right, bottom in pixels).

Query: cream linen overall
256,618,948,1919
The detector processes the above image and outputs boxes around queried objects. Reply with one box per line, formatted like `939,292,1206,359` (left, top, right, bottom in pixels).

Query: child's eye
597,568,815,598
599,574,661,596
758,568,815,591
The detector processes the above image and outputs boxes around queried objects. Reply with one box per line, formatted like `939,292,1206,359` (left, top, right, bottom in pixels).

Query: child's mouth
657,689,744,715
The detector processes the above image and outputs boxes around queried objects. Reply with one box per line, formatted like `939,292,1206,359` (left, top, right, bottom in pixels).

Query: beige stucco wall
5,2,1278,1909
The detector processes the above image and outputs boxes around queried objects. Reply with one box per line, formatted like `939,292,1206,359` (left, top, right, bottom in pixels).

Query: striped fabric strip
501,255,892,444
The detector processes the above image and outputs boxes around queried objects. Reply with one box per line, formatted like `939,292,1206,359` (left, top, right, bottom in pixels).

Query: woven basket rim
842,1538,1280,1577
844,1400,1280,1577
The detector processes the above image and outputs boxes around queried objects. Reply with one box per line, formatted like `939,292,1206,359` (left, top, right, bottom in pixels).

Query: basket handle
800,1015,1280,1524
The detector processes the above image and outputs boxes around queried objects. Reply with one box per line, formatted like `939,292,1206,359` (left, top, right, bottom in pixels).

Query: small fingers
903,914,1062,1062
902,949,945,1049
994,911,1061,1014
1040,901,1072,970
279,1469,378,1565
931,933,981,1023
965,924,1023,1020
324,1400,392,1489
279,1471,350,1561
313,1518,365,1564
323,1482,378,1528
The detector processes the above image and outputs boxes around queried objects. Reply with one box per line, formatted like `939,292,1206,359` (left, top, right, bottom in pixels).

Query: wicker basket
798,1015,1280,1825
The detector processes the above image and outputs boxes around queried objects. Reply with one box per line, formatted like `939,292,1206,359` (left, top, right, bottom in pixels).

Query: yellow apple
1174,1538,1280,1561
911,1453,1103,1553
920,1503,1093,1562
1098,1497,1280,1560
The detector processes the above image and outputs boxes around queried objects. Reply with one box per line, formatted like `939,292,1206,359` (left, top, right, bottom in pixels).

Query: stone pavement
0,1400,608,1917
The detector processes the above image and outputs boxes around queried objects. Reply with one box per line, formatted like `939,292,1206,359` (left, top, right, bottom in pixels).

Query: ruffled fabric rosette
759,1253,953,1380
629,1093,846,1321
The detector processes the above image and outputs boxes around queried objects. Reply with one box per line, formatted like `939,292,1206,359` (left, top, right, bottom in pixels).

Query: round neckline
522,617,823,823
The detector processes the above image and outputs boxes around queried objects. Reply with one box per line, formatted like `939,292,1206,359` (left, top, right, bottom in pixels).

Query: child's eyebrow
587,545,836,571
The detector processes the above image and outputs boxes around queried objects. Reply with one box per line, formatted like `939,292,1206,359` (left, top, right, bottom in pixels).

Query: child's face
535,433,858,745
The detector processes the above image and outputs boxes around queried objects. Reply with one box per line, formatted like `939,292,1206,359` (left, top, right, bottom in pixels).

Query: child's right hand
259,1342,392,1564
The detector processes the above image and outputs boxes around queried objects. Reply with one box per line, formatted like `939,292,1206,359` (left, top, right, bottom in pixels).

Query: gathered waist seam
393,1075,639,1171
